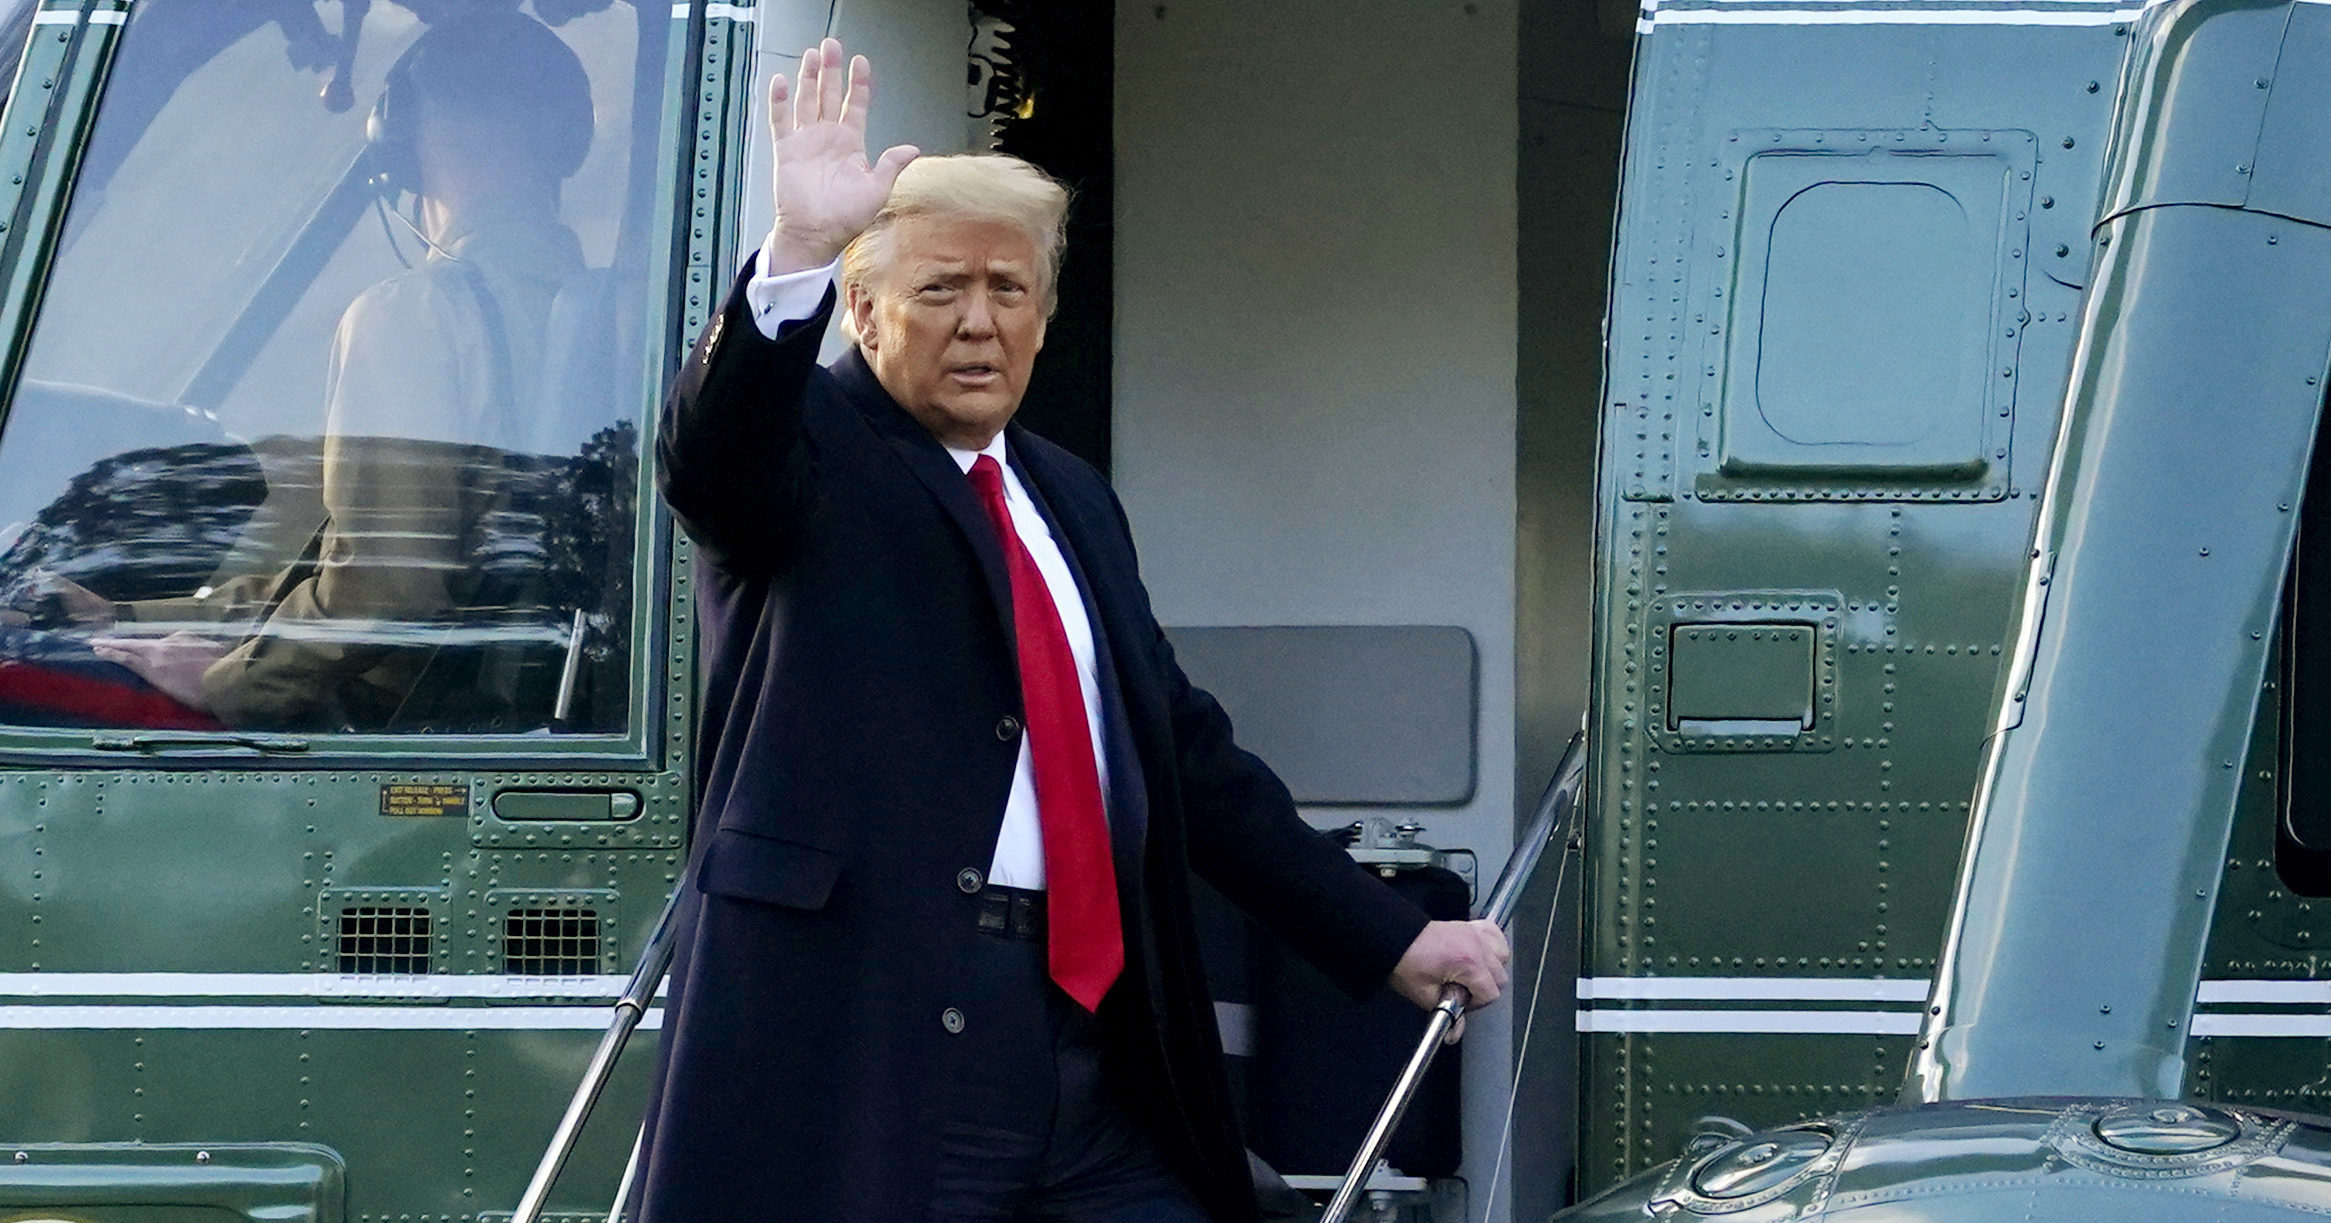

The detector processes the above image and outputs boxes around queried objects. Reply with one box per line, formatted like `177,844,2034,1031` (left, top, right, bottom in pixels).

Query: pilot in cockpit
28,10,597,731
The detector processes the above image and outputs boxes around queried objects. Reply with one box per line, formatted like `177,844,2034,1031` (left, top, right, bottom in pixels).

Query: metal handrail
1319,724,1589,1223
511,884,684,1223
514,724,1588,1223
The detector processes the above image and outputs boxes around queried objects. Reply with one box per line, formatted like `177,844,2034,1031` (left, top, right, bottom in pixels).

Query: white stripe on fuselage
0,972,648,999
1578,976,1929,1002
0,1004,661,1030
1637,0,2169,31
1578,1009,1924,1034
1575,978,2331,1038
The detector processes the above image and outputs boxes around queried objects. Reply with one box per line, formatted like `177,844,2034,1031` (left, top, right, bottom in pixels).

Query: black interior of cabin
2278,390,2331,895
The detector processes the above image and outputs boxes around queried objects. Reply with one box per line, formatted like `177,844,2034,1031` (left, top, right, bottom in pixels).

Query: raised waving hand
762,38,919,276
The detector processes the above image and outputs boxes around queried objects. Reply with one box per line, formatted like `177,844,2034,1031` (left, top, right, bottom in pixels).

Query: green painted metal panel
1583,7,2130,1192
1909,203,2331,1103
2094,0,2282,214
1584,0,2331,1200
1713,132,2030,493
1905,0,2331,1108
2245,5,2331,224
1643,594,1842,755
1667,623,1814,728
0,1143,342,1222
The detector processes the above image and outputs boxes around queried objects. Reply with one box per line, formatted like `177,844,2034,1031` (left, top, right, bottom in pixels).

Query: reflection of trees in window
0,423,636,734
551,421,638,733
0,442,269,604
0,4,39,119
450,420,638,734
505,420,639,656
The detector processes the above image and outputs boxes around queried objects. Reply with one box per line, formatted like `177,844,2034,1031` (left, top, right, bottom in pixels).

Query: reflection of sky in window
30,15,419,417
0,2,645,544
0,4,38,102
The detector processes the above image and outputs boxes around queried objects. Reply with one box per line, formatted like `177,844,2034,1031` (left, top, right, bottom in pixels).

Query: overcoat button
996,716,1022,741
941,1007,966,1034
957,868,984,894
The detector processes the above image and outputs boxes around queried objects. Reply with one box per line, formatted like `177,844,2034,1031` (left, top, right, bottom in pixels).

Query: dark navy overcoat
634,269,1430,1222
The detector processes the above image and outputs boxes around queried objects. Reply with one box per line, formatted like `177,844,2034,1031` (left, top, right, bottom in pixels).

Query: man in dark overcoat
637,39,1512,1223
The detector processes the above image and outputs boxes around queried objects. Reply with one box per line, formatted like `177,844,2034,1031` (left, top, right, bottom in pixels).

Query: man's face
850,214,1047,450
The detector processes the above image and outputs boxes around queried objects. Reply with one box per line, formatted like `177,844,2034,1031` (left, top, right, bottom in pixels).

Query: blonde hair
840,154,1070,331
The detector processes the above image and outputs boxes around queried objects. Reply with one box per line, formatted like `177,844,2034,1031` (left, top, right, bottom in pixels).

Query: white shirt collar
943,433,1010,476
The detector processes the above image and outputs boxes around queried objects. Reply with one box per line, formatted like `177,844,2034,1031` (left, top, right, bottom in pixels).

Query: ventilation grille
503,908,601,976
337,906,433,974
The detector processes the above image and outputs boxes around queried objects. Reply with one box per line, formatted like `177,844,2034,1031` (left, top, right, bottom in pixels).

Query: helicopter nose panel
1560,1098,2331,1221
1690,1128,1838,1199
2090,1102,2245,1156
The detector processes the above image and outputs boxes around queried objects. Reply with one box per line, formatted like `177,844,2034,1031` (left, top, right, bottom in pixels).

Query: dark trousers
933,889,1213,1222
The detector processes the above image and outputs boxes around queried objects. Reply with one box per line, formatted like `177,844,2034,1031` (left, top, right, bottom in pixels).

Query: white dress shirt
746,253,1111,889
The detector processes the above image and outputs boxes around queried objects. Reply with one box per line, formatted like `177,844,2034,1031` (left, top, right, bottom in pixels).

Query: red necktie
967,455,1123,1011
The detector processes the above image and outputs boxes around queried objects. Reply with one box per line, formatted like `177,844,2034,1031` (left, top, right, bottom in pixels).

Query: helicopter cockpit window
0,4,37,104
0,2,666,738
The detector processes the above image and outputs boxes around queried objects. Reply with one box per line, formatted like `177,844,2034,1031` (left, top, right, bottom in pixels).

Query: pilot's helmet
366,11,596,195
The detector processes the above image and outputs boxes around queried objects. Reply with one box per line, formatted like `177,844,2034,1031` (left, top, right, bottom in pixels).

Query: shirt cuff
744,251,841,340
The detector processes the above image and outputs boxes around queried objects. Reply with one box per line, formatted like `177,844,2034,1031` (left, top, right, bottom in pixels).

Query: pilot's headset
364,12,595,199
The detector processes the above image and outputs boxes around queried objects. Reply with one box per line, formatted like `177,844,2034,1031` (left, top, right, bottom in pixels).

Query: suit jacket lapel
831,349,1016,643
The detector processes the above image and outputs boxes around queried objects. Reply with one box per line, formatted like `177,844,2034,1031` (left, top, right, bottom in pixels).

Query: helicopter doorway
2276,389,2331,896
